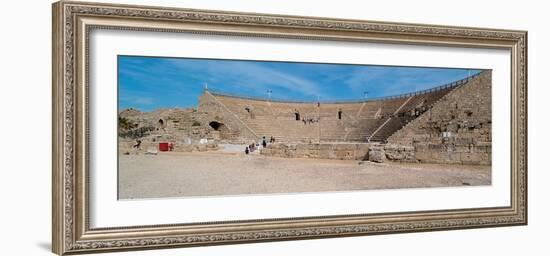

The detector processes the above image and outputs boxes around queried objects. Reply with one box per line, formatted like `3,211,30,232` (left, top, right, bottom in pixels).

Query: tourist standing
133,139,142,150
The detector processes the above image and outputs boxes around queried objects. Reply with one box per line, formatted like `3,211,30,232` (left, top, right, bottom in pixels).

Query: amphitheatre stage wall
260,143,372,161
386,71,492,165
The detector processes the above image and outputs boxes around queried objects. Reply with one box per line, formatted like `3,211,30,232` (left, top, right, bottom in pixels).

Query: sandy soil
118,149,491,199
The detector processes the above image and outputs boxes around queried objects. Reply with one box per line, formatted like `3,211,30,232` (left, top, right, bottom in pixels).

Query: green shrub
118,117,137,131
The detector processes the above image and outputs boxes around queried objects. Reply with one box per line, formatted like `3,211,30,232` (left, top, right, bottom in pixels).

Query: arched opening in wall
209,121,233,140
157,119,165,131
209,121,223,131
338,110,342,120
294,112,300,121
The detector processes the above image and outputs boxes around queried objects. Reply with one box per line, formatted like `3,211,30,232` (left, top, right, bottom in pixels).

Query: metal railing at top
206,71,482,104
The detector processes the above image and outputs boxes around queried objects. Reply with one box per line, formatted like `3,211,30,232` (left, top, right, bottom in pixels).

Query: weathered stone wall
261,143,371,160
198,91,260,143
386,71,492,165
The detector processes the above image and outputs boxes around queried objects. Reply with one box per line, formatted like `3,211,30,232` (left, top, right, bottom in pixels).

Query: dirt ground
118,148,491,199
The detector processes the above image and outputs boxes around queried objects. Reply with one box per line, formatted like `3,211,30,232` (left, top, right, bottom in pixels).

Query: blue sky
118,55,481,111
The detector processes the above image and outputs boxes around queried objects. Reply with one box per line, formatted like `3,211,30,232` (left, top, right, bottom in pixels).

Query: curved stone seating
204,74,474,143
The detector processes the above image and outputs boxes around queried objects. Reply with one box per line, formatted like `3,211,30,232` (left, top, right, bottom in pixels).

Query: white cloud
166,59,324,98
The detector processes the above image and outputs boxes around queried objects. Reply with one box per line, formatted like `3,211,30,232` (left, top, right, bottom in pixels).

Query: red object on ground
159,142,170,152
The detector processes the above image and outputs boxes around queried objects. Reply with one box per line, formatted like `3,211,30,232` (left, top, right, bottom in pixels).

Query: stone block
320,144,333,151
460,152,483,164
336,151,354,160
319,148,334,159
384,144,415,162
368,147,385,163
454,145,470,153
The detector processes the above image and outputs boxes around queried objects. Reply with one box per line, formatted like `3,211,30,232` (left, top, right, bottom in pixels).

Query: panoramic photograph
117,55,492,200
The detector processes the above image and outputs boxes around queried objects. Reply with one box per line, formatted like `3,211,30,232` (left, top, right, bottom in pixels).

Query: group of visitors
245,136,275,154
245,143,257,154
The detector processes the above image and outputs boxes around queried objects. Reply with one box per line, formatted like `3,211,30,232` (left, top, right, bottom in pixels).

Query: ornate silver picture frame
52,1,527,255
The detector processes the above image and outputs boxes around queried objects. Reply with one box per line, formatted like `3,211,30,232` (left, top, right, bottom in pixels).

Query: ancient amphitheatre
118,70,492,199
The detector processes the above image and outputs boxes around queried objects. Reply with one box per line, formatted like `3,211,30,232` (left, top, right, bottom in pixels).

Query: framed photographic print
52,1,527,255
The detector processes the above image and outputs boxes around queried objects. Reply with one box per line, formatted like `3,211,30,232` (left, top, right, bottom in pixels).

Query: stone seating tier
208,83,458,143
